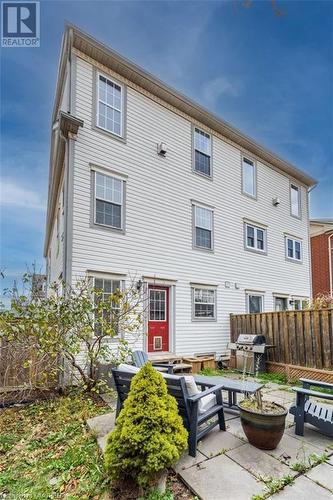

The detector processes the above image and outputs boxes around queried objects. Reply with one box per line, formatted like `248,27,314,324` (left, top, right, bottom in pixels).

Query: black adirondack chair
112,367,226,457
289,378,333,438
132,350,174,374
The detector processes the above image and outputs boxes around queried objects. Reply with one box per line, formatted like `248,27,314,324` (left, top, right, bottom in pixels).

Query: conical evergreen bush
104,362,188,487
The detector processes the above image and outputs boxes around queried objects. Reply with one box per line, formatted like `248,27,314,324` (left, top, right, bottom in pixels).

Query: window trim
91,169,126,233
290,182,301,219
241,155,257,199
192,125,213,179
192,201,214,252
244,222,267,254
95,71,126,140
285,235,303,263
273,295,289,311
191,286,217,322
245,291,265,314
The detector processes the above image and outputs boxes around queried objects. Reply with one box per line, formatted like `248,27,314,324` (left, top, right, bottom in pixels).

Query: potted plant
238,390,287,450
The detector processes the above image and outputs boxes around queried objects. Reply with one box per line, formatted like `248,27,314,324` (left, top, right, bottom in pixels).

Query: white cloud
202,76,242,106
0,179,46,211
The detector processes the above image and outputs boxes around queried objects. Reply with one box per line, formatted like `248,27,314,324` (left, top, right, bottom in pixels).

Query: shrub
104,363,188,488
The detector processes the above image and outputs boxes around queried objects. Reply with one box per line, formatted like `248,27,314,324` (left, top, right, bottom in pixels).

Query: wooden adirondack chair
289,378,333,438
112,367,226,457
132,350,174,374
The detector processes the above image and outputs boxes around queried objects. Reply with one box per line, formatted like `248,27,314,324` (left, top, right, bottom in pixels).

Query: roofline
66,22,316,188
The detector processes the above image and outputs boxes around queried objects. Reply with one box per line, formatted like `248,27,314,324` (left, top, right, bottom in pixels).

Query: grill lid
236,334,266,345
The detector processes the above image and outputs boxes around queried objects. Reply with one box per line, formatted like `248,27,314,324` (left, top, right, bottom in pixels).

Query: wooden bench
112,367,226,457
289,378,333,438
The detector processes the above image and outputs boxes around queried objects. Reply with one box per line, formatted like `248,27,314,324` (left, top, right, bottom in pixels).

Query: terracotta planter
238,401,287,450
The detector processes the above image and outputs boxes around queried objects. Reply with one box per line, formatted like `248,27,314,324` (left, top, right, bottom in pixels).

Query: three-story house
45,25,316,360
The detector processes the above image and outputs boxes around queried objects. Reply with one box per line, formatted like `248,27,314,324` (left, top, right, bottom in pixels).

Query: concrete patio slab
285,425,333,453
270,476,332,499
226,443,296,480
264,432,324,466
225,416,248,441
197,426,245,458
305,462,333,491
179,453,264,500
173,450,207,472
97,435,108,453
86,411,115,437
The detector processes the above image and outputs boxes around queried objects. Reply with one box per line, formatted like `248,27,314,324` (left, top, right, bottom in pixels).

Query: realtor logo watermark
1,1,40,47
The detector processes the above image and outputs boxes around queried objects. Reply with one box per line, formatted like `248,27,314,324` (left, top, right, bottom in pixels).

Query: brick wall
311,233,331,297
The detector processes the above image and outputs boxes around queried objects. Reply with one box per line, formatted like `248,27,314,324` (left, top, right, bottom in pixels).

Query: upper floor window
97,74,123,137
94,171,124,230
290,184,300,218
192,287,216,320
193,128,211,177
285,236,302,262
242,157,256,198
245,223,266,253
193,204,213,250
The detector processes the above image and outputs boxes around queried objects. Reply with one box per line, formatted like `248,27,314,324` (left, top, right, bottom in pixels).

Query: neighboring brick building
310,219,333,298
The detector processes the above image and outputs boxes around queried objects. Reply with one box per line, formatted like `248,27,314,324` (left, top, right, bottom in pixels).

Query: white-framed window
192,287,216,320
274,296,288,311
149,289,167,321
246,293,264,313
291,297,308,310
94,171,124,230
285,236,302,262
193,204,213,250
290,183,301,218
245,223,266,253
94,277,122,336
97,73,123,137
242,156,256,198
193,127,211,177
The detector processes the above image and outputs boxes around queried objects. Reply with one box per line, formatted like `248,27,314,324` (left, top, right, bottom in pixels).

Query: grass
252,475,294,500
290,453,328,474
0,393,111,499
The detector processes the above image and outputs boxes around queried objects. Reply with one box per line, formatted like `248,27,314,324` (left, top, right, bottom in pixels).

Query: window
94,277,121,336
193,128,211,177
292,297,308,310
245,223,266,253
242,157,256,198
290,184,300,218
246,293,264,313
94,171,124,230
192,288,216,320
193,204,213,250
97,74,123,136
285,236,302,262
274,296,288,311
149,289,166,321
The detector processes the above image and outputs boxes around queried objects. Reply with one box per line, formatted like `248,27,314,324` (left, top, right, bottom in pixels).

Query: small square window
285,236,302,262
192,287,216,320
246,293,264,313
245,223,266,253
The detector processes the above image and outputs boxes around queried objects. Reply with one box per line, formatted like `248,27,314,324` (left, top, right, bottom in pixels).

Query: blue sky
1,0,332,303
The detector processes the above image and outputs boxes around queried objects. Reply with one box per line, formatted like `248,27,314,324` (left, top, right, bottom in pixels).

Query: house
310,219,333,298
44,25,317,360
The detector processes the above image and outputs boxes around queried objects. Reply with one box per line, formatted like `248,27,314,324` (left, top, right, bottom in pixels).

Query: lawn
0,394,111,499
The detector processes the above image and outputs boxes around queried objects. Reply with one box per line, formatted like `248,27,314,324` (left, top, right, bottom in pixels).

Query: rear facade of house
45,26,316,360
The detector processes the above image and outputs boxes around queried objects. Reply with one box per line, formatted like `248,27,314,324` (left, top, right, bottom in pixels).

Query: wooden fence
230,309,333,381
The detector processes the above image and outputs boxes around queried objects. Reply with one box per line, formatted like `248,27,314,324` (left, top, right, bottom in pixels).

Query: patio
88,377,333,499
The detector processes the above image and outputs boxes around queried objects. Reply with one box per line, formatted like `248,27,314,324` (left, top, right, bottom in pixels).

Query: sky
1,0,333,304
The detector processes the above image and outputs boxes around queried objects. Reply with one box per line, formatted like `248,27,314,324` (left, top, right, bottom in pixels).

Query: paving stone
226,443,297,480
97,434,108,453
285,426,333,453
264,432,323,467
86,412,115,437
268,390,295,402
225,417,248,441
179,453,264,500
305,462,333,492
223,410,239,421
197,427,245,458
328,456,333,465
270,475,332,499
173,450,207,472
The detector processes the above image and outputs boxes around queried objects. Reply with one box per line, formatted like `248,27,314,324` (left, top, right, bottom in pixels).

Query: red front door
148,286,169,352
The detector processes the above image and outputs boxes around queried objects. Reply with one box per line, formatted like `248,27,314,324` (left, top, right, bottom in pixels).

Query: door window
149,289,166,321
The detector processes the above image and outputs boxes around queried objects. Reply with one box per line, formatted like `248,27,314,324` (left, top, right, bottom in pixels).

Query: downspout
328,233,333,297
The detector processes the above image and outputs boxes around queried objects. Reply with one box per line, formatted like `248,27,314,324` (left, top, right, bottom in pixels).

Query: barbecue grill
227,334,275,375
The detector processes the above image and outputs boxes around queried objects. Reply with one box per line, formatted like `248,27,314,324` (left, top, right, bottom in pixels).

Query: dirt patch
239,399,287,415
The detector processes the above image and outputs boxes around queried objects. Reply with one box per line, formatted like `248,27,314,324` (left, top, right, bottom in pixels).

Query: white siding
67,54,311,357
48,181,64,287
